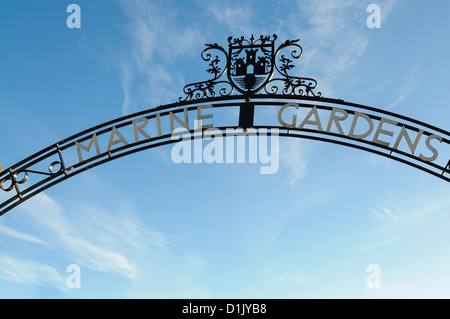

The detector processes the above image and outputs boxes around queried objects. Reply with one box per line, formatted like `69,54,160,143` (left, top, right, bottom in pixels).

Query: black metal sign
180,34,321,101
1,35,449,216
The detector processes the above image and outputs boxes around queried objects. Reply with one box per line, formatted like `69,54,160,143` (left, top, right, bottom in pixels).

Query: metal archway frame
1,34,449,216
1,94,449,216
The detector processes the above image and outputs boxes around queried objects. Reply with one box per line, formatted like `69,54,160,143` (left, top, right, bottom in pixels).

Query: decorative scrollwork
179,34,322,101
271,38,322,97
179,42,231,102
0,160,63,193
264,76,321,97
0,170,28,192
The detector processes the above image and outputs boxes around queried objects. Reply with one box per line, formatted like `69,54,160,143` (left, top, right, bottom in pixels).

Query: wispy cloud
367,195,450,247
363,153,395,169
117,0,204,114
0,223,47,245
204,1,254,35
0,192,212,295
295,0,369,96
0,255,66,291
120,60,133,115
280,138,314,185
371,206,400,222
11,193,167,280
275,0,400,97
387,63,422,109
380,0,400,24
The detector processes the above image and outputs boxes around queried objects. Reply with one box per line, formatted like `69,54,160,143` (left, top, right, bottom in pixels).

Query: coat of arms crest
180,34,321,101
227,35,276,95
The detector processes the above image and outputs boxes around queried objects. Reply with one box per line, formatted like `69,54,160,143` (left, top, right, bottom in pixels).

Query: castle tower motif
246,49,257,69
235,58,246,76
255,56,267,74
233,49,269,77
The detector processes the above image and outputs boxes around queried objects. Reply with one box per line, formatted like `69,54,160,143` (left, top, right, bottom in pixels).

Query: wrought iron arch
1,35,449,216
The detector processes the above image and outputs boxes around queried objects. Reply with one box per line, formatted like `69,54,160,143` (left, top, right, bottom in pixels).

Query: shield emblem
227,36,275,95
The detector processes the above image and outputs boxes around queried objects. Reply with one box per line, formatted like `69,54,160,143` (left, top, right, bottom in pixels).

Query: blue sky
0,0,450,298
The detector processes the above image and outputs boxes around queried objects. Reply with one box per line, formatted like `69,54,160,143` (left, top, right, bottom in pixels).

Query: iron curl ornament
0,149,65,198
180,34,322,101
